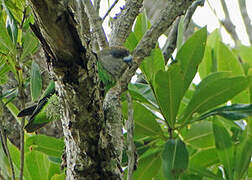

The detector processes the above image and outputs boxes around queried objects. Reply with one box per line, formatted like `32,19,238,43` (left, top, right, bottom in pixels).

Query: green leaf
124,32,138,52
213,118,234,179
188,167,222,179
181,121,215,149
134,11,150,40
176,16,185,51
189,148,218,168
25,151,49,180
4,0,24,23
234,119,252,179
217,42,244,75
154,64,184,128
26,135,64,158
0,20,14,54
180,74,249,123
176,27,207,92
133,102,164,138
162,139,189,180
51,173,66,180
140,48,165,84
2,98,20,124
199,104,252,120
48,162,62,180
128,83,158,109
134,150,162,180
30,61,42,101
181,173,202,180
21,32,39,60
2,1,18,44
198,45,213,79
237,45,252,67
7,139,31,180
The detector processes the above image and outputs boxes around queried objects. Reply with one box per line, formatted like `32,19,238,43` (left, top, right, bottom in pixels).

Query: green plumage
97,61,116,92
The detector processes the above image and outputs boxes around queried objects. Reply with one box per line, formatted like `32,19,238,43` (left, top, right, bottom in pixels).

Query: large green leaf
25,135,64,158
134,149,162,180
176,27,207,92
133,102,164,139
217,42,244,75
25,151,49,180
162,139,189,180
154,64,184,127
189,148,218,168
213,118,234,179
198,29,221,79
181,121,215,149
199,104,252,120
30,61,42,101
180,74,249,123
238,45,252,67
140,48,165,84
128,83,158,110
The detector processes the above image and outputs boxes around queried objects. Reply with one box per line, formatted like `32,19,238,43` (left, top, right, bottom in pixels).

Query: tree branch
219,0,239,41
121,0,195,90
83,0,108,49
126,92,136,180
162,0,205,62
238,0,252,44
109,0,144,46
102,0,119,21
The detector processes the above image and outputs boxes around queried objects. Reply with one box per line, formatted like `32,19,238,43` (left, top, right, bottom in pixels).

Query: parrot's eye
110,49,129,58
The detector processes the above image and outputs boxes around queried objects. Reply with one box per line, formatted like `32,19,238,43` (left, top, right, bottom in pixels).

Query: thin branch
19,117,25,180
220,0,239,41
238,0,252,44
83,0,108,49
207,0,239,42
102,0,119,21
0,121,15,180
94,0,101,14
109,0,143,46
16,44,25,180
162,17,181,62
184,0,205,29
121,0,194,90
126,92,136,180
162,0,205,62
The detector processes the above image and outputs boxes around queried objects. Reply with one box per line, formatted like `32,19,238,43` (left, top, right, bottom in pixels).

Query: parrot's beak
123,55,133,63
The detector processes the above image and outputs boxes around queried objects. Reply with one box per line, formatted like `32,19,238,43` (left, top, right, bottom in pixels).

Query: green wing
97,61,116,92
